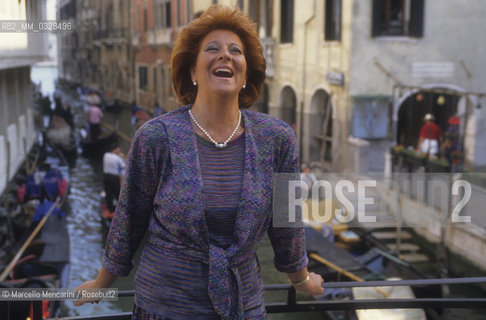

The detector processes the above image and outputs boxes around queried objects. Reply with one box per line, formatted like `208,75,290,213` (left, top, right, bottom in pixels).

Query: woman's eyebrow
204,41,220,47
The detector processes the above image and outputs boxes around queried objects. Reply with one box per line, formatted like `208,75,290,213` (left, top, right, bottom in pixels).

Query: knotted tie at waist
209,244,252,320
153,241,254,319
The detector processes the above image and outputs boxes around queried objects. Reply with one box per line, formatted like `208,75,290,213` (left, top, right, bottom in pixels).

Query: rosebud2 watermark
0,288,118,301
273,173,478,228
289,179,378,224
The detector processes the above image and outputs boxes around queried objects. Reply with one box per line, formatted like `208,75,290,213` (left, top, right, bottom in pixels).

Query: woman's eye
231,47,242,54
205,46,218,52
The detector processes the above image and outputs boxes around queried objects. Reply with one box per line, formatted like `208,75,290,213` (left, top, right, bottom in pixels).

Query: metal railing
9,277,486,320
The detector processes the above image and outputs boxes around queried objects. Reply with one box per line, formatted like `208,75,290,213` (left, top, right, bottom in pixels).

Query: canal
56,89,323,319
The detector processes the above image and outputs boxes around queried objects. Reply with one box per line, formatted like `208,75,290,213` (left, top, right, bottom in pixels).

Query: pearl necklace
188,109,241,149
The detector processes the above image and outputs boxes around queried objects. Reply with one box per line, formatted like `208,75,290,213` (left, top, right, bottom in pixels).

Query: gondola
80,129,118,159
305,226,442,320
103,98,123,113
44,114,78,168
0,142,71,319
303,199,442,320
0,210,70,320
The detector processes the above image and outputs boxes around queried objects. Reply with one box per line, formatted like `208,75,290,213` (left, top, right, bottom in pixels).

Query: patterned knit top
197,133,245,249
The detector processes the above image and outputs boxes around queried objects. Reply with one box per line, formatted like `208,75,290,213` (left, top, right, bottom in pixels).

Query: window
186,0,192,24
134,4,139,32
372,0,424,37
249,0,260,26
139,66,148,91
177,0,181,26
165,1,172,28
144,5,148,32
153,67,157,90
325,0,341,41
265,0,272,37
280,0,294,43
154,0,171,29
119,1,124,29
106,4,113,33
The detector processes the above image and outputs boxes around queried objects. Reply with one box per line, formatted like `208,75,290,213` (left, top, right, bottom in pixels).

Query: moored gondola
303,198,442,320
44,115,78,169
0,142,71,319
305,226,443,319
80,129,118,159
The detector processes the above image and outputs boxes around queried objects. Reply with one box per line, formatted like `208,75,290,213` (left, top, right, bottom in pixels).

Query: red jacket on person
420,122,442,140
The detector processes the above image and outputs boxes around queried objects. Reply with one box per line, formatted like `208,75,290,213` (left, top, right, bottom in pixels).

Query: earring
242,84,246,89
193,80,197,86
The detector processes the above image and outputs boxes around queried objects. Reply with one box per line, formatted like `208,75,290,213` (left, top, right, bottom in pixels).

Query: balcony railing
7,277,486,320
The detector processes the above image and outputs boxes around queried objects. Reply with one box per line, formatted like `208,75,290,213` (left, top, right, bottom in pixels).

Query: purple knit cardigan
102,105,308,319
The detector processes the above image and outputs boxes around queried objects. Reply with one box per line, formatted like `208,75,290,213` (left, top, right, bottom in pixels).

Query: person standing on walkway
75,5,323,319
103,143,125,213
87,104,103,140
440,115,462,171
417,113,442,157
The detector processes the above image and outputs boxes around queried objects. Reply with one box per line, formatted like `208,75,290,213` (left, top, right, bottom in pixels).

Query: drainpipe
300,0,316,162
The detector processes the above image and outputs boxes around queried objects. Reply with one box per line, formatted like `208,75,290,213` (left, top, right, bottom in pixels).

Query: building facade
0,0,49,195
267,0,486,171
57,0,486,171
346,0,486,171
132,0,193,113
58,0,135,104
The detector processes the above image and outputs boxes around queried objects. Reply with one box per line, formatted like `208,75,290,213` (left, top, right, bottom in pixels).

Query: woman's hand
74,267,118,306
74,280,101,306
294,272,324,295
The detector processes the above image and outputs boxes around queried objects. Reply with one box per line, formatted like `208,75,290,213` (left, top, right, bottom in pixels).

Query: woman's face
191,29,247,99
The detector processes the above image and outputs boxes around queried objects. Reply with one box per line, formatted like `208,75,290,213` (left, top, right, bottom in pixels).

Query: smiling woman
74,5,323,320
191,29,247,101
171,5,265,108
190,30,248,112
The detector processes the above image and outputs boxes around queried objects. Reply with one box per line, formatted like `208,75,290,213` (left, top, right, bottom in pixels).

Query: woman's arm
271,122,324,296
74,121,166,306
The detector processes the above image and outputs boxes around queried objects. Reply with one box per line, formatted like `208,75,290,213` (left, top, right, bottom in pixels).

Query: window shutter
325,0,342,41
325,0,333,40
409,0,424,37
280,0,294,43
371,0,385,37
